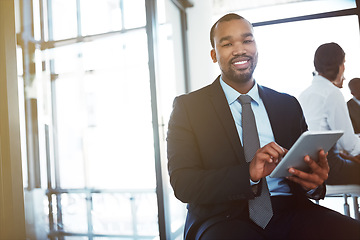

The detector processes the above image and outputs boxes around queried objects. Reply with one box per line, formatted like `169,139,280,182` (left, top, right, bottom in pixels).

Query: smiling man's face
211,18,258,87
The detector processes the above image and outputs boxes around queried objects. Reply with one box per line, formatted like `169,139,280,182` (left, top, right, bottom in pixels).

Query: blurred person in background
298,43,360,186
347,77,360,134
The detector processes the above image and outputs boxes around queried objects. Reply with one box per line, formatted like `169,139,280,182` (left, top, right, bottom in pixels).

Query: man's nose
232,43,246,55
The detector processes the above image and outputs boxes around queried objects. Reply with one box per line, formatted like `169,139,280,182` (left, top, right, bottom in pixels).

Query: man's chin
222,68,254,84
233,73,252,83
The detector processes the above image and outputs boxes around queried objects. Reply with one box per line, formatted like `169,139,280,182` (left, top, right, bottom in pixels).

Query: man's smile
232,58,250,70
234,60,247,65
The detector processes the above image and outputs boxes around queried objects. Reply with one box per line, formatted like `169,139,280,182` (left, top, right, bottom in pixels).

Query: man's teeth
234,60,247,65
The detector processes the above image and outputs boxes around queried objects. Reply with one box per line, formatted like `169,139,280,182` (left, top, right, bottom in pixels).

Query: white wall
186,0,220,91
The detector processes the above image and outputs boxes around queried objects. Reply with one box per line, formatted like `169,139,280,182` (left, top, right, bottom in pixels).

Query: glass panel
157,0,166,24
61,193,88,233
51,0,78,40
252,15,360,101
93,238,132,240
80,0,122,36
17,47,27,188
134,193,158,236
64,236,89,240
92,192,158,237
81,69,156,190
213,0,357,23
54,73,87,188
81,30,148,71
32,0,41,41
49,194,59,230
64,237,88,240
24,190,50,239
17,47,23,76
93,238,133,240
48,44,82,75
92,193,133,235
49,29,155,189
123,0,146,29
81,31,154,190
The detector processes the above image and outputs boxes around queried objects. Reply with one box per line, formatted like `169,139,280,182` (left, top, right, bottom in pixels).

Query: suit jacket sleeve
167,93,255,205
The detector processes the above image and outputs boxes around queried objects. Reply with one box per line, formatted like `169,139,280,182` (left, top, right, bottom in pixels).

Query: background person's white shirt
298,75,360,156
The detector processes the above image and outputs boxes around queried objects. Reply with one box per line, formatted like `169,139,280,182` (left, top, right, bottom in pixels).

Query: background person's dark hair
314,42,345,81
210,13,246,48
348,77,360,89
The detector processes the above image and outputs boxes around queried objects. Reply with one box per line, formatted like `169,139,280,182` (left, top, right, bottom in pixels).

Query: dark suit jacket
347,98,360,134
167,77,325,239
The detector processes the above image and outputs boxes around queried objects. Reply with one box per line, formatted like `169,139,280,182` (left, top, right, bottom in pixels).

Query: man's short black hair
210,13,246,48
314,42,345,81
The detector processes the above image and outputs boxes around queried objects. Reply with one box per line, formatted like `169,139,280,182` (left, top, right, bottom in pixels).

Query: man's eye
222,43,232,47
244,39,254,43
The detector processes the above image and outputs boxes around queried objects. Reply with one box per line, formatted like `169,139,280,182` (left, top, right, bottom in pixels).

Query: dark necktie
238,94,273,229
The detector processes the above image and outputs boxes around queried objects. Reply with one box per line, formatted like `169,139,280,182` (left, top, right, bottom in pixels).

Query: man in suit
167,13,360,239
347,77,360,134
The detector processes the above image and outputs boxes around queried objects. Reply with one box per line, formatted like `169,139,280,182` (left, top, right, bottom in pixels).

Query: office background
0,0,359,239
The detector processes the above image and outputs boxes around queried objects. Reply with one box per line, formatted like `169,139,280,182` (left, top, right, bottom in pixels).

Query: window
18,0,188,239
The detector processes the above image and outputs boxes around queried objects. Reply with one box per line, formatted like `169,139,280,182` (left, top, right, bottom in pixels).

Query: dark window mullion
145,0,171,239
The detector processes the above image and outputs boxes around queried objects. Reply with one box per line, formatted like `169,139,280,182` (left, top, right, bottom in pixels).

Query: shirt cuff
250,179,260,186
307,187,317,195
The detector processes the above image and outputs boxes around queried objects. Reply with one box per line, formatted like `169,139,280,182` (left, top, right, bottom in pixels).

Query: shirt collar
353,97,360,106
220,76,260,106
313,74,337,88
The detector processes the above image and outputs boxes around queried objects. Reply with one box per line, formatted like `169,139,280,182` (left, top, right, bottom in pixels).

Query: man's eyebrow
218,33,254,44
243,32,254,38
219,36,232,44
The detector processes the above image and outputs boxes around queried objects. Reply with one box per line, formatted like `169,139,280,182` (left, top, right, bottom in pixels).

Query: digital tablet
269,130,344,178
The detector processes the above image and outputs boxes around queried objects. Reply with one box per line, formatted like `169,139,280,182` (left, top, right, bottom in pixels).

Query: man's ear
210,49,217,63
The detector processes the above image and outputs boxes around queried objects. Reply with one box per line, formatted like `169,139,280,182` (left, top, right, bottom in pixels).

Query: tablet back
269,130,344,178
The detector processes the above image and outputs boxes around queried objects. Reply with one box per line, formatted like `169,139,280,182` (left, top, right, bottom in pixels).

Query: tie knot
238,95,252,105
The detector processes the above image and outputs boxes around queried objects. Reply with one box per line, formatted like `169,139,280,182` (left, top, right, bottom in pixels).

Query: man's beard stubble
221,56,257,84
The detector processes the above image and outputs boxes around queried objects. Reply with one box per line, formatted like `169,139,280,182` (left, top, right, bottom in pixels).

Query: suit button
226,214,230,218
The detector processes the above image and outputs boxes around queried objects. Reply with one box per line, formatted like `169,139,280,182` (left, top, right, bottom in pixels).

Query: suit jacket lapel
209,77,244,161
258,85,285,145
258,84,303,193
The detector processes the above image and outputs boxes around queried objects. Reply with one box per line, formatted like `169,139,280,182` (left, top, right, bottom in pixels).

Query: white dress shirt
298,75,360,156
220,78,291,196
